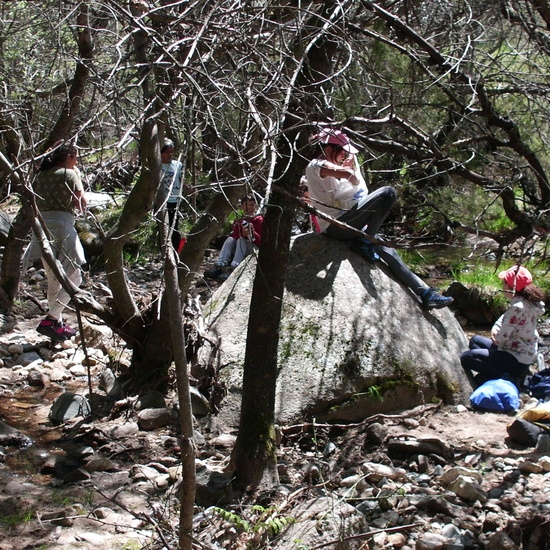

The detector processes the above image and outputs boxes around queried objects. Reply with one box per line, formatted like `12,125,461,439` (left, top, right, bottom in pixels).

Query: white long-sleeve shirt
305,158,368,231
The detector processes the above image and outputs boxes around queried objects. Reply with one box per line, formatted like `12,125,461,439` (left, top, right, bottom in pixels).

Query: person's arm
250,215,263,246
319,161,356,182
73,190,87,213
70,170,87,213
319,155,365,187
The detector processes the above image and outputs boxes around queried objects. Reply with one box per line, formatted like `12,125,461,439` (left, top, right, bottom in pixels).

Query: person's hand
341,155,355,169
241,220,250,238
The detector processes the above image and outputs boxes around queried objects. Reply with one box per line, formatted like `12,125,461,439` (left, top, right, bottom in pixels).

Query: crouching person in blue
305,128,453,310
461,266,545,389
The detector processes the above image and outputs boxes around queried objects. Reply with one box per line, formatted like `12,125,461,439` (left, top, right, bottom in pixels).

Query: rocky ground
0,264,549,550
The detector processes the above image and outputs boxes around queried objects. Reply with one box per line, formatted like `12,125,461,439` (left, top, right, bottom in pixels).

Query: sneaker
204,266,223,279
36,318,76,342
421,288,454,310
217,272,230,282
353,238,380,262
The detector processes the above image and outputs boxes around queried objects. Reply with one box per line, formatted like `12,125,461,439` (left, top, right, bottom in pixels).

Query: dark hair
161,139,175,153
39,142,78,172
516,284,546,305
240,195,255,204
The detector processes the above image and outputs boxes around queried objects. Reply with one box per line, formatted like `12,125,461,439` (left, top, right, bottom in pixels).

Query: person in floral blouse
461,266,545,389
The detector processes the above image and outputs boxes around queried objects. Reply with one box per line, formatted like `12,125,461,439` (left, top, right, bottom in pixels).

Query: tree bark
230,0,339,490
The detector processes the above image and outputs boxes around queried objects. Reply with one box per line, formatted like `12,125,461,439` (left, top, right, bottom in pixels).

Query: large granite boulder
197,232,471,427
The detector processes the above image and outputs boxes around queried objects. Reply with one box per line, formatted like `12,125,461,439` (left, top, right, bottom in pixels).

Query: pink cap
318,130,359,154
498,265,533,291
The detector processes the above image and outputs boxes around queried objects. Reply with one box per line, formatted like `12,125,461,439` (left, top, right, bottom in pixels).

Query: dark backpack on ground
528,368,550,399
507,417,546,446
49,392,92,425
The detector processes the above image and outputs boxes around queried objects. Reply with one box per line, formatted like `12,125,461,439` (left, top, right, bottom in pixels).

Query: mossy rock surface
199,233,471,426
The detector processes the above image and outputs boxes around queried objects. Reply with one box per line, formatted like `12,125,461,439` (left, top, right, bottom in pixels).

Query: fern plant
213,504,296,548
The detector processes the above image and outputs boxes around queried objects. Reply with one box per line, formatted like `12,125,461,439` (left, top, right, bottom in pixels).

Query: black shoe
204,266,223,279
352,238,380,262
421,288,454,310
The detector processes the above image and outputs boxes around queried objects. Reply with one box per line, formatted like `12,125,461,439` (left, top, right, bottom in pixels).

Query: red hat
498,266,533,291
318,129,359,154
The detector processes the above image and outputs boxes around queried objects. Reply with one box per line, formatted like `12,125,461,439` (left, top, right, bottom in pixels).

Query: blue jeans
326,186,427,296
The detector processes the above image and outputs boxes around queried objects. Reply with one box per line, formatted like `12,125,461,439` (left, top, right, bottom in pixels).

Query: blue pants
326,186,427,296
460,335,529,388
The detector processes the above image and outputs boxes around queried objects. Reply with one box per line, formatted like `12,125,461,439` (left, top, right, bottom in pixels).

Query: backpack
470,379,519,412
507,401,550,446
49,392,92,425
528,368,550,399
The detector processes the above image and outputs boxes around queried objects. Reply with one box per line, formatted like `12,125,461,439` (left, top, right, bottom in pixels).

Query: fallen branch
308,522,422,550
281,403,441,437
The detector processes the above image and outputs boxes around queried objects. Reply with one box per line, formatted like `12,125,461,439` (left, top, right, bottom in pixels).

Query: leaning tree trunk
229,1,340,490
0,2,94,310
228,184,298,489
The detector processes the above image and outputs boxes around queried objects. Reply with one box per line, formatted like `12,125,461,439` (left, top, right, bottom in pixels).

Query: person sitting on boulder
204,195,263,282
460,266,545,389
305,128,453,310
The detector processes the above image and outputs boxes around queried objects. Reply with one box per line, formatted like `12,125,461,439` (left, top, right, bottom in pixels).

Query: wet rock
487,531,518,549
27,367,48,387
447,475,487,503
136,390,166,410
362,461,408,482
366,422,388,444
136,407,177,431
195,467,233,506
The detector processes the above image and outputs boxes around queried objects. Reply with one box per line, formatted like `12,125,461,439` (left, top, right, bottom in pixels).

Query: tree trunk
230,0,340,490
0,2,94,309
229,188,296,490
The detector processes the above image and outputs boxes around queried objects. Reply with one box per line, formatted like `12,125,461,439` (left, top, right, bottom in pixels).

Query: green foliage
410,183,515,236
213,504,296,547
0,509,33,527
94,204,159,262
355,385,383,402
453,260,550,298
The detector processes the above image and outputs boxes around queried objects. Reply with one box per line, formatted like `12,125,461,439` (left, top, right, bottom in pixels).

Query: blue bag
528,368,550,399
470,379,519,412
